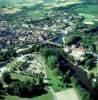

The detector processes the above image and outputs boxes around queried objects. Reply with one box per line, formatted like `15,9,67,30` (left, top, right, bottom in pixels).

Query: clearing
55,88,79,100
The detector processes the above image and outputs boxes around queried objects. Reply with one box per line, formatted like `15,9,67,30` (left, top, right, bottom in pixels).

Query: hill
0,0,98,24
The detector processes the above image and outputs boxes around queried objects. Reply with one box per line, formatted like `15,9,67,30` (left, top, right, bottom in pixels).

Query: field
10,72,33,81
0,0,80,20
45,61,66,92
69,4,98,24
1,0,98,25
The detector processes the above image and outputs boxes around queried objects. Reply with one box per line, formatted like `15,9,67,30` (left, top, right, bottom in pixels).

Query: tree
39,76,44,84
68,55,75,63
71,76,78,87
7,81,21,96
85,58,95,70
63,70,71,84
0,51,5,61
89,72,95,81
47,56,58,69
39,47,48,58
7,47,17,57
22,61,29,70
0,47,16,62
0,81,3,90
2,72,11,84
94,76,98,89
67,36,81,46
25,79,35,94
85,53,94,60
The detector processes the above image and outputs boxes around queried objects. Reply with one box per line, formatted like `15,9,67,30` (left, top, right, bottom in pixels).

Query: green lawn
4,95,33,100
39,55,66,92
10,73,33,81
71,4,98,15
79,13,94,24
69,4,98,24
45,62,66,92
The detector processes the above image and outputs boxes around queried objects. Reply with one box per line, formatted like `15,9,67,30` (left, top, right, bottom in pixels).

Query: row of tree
1,71,47,98
0,47,17,62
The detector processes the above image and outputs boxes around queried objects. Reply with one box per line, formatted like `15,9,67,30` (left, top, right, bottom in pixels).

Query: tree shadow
11,79,20,83
0,96,5,100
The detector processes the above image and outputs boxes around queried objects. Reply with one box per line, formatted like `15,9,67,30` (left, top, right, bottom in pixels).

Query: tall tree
2,72,11,84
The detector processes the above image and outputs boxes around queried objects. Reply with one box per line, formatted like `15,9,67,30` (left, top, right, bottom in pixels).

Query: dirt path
55,88,80,100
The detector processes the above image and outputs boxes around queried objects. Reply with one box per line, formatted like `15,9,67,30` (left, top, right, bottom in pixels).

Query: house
70,46,86,61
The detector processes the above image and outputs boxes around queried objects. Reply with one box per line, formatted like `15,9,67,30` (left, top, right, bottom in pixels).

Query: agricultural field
69,4,98,24
0,0,80,20
1,0,98,25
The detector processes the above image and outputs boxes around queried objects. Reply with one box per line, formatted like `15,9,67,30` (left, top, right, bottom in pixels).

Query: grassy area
73,4,98,15
74,87,82,100
36,55,66,92
79,13,94,24
70,4,98,24
45,62,66,92
5,60,16,68
0,0,81,21
4,95,33,100
44,0,80,9
10,72,33,81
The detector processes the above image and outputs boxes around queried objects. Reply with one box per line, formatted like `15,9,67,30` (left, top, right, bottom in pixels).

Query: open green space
45,63,66,92
10,72,33,81
72,4,98,15
69,4,98,24
4,95,33,100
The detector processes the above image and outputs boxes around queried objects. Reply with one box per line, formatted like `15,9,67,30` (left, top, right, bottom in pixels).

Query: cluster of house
0,21,18,48
0,20,54,48
0,12,84,49
64,44,86,61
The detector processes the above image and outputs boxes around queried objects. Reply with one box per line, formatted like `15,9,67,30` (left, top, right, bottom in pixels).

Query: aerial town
0,0,98,100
